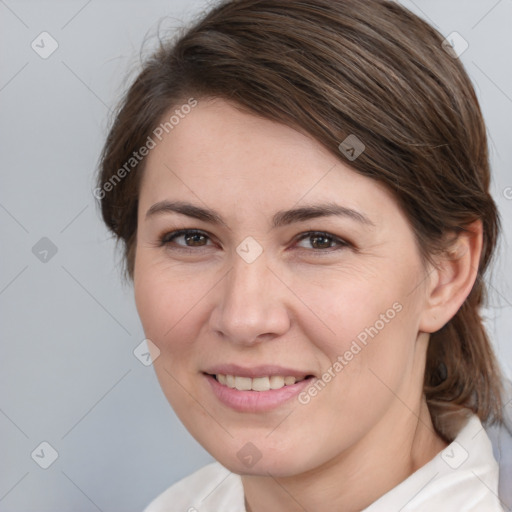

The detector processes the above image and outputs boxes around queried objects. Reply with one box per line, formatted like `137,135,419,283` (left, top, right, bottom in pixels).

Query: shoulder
143,462,245,512
364,414,504,511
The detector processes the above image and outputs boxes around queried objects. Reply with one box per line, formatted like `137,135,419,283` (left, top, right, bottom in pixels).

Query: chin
220,456,306,478
204,436,318,478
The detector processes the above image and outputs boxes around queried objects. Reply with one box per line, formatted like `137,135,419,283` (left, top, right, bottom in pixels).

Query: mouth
206,373,313,391
202,367,316,412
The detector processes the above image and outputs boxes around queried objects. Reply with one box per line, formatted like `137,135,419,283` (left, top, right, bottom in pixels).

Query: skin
133,98,482,512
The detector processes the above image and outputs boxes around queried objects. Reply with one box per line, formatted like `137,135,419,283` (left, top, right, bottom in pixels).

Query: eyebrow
145,200,375,228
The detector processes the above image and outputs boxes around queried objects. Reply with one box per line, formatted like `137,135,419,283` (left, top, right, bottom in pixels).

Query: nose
209,254,291,346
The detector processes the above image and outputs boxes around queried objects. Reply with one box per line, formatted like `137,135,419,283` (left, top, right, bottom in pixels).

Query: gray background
1,0,511,510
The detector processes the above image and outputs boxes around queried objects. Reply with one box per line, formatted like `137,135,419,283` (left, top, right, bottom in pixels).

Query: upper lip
203,364,314,379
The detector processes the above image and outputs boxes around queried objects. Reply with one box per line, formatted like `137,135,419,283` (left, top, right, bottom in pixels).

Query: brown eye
310,234,333,249
295,231,349,251
160,229,213,248
184,232,207,246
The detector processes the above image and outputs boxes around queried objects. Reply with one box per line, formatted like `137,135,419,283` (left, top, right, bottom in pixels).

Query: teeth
270,376,285,389
235,376,252,391
215,374,302,391
252,377,270,391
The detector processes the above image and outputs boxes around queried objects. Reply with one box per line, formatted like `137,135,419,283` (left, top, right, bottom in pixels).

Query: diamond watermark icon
236,236,263,264
133,338,160,366
338,134,365,161
237,442,262,468
31,441,59,469
32,237,58,263
31,32,59,59
441,441,468,469
442,32,468,59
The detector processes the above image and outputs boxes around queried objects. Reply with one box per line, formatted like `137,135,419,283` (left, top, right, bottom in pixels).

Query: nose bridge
211,252,290,344
225,254,275,318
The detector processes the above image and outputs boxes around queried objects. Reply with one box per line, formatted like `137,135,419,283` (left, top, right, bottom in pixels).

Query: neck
241,398,447,512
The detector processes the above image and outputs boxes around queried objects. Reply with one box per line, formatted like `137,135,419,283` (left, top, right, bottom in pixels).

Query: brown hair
97,0,503,438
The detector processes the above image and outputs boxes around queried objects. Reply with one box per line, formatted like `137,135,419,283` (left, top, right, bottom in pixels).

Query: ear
419,220,483,333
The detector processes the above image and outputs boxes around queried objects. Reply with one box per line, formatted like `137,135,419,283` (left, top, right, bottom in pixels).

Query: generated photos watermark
298,301,403,404
94,98,198,200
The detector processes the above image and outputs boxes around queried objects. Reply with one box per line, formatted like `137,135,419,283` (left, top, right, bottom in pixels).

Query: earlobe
419,220,483,334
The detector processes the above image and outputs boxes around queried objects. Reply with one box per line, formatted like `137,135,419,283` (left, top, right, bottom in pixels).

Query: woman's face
134,98,433,476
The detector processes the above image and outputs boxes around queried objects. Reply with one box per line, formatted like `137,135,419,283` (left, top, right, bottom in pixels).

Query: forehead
139,98,395,222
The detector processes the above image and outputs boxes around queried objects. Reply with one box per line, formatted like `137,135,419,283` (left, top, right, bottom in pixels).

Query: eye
294,231,350,251
159,229,214,249
157,229,351,254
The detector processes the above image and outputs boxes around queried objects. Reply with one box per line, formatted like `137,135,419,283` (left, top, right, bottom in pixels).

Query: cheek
134,258,206,350
133,261,209,414
290,267,407,358
293,265,421,405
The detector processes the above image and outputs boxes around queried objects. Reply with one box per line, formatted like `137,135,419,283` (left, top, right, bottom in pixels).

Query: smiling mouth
206,373,314,391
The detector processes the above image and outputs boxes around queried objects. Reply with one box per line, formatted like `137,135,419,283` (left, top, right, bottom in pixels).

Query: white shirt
144,414,504,511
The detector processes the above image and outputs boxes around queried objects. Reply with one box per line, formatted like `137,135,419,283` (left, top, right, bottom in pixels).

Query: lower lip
204,374,314,413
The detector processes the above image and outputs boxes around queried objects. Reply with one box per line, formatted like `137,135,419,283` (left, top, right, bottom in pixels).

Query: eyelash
157,229,351,255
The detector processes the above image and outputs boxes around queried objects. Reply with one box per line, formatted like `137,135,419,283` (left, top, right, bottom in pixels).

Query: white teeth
226,375,236,388
270,376,285,389
252,377,270,391
215,374,302,391
235,376,252,391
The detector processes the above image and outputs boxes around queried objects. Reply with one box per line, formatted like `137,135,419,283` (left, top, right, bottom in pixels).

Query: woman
96,0,509,510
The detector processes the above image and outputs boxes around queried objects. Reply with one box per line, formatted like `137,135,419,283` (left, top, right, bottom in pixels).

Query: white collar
363,414,503,511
